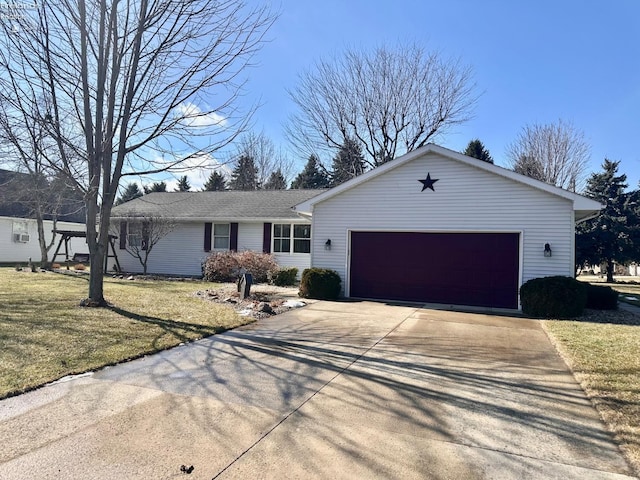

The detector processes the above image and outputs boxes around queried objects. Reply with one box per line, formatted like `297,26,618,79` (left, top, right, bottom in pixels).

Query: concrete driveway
0,301,635,479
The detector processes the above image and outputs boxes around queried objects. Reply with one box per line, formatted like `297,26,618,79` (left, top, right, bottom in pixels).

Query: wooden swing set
51,229,121,272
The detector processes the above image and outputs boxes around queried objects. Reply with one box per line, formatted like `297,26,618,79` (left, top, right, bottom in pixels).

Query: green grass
544,308,640,475
0,268,250,399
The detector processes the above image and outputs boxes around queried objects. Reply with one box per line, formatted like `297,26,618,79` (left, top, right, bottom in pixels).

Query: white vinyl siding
116,223,207,276
0,217,87,263
116,220,313,277
237,223,263,251
310,152,575,302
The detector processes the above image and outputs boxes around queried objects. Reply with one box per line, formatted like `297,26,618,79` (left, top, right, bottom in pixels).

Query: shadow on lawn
106,305,238,345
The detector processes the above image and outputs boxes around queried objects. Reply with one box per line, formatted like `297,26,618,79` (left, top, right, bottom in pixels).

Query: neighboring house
0,168,88,264
294,144,602,310
0,216,87,264
110,190,324,276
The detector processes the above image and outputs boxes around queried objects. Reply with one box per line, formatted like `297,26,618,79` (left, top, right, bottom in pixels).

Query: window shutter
119,221,127,249
262,222,272,253
204,222,212,252
230,223,238,251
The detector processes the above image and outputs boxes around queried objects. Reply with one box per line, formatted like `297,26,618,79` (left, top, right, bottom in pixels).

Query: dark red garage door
349,232,520,309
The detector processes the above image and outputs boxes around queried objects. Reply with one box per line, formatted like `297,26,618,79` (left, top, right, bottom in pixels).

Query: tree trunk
35,208,50,269
85,190,108,306
606,258,615,283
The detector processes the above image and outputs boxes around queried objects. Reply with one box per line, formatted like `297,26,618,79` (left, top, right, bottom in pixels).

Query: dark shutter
262,222,272,253
204,222,212,252
230,223,238,251
119,221,127,249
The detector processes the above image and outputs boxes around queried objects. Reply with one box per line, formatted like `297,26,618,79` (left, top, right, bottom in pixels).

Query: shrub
520,276,587,318
202,251,279,283
586,283,618,310
271,267,298,286
299,268,341,300
74,263,86,271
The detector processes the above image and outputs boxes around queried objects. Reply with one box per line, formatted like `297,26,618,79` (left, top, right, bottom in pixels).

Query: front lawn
0,268,249,399
544,308,640,476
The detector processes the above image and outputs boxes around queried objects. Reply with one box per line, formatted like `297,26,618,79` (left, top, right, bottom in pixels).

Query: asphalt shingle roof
111,190,325,221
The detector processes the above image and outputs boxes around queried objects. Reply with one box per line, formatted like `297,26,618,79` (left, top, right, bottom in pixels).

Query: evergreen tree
175,175,191,191
291,154,330,189
576,160,635,282
330,137,366,187
264,169,287,190
202,171,227,191
229,155,259,190
143,181,167,193
463,139,493,164
117,182,143,204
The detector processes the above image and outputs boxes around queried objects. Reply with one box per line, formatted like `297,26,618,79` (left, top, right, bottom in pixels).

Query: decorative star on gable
418,173,439,192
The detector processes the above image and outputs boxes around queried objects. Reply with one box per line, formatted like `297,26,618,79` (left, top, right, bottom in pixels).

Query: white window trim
272,223,311,255
213,223,230,250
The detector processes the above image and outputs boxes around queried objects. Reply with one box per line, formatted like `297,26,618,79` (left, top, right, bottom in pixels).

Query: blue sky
229,0,640,190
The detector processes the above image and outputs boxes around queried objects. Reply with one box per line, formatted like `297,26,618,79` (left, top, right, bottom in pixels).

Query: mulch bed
194,284,306,319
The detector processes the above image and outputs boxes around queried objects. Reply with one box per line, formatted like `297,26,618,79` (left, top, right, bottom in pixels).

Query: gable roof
294,144,602,221
111,189,325,222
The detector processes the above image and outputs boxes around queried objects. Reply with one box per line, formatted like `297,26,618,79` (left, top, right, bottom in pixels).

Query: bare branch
286,43,478,168
506,119,591,192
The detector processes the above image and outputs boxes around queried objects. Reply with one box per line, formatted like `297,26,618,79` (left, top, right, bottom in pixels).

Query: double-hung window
213,223,230,249
273,224,311,254
127,223,142,248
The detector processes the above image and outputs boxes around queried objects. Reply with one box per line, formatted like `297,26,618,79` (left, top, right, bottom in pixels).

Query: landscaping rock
257,302,274,314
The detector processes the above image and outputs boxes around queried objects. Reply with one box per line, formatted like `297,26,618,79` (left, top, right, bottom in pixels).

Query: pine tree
330,138,366,187
143,181,167,193
576,159,634,281
117,182,143,204
291,154,330,189
463,139,493,164
264,169,287,190
175,175,191,191
202,171,227,191
229,155,258,190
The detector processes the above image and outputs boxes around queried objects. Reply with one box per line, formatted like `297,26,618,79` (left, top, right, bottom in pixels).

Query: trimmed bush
586,283,618,310
202,251,279,283
520,276,587,318
271,267,298,287
299,268,341,300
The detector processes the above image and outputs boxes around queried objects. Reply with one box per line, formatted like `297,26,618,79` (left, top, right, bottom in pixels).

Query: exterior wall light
325,239,332,251
544,243,552,257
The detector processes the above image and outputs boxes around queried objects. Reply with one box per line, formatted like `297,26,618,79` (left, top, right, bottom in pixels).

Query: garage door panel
349,232,519,309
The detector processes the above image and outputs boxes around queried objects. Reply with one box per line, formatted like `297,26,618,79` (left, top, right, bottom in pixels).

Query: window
273,223,311,254
293,224,311,253
127,223,142,248
213,223,230,249
273,224,291,253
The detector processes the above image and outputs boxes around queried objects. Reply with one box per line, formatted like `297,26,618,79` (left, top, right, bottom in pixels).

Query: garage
293,145,602,311
349,231,520,309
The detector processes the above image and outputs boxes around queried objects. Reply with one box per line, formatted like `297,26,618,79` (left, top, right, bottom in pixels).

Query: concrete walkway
0,301,635,479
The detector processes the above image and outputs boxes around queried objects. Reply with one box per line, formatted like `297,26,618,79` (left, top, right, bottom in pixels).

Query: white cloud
177,102,227,128
164,152,231,191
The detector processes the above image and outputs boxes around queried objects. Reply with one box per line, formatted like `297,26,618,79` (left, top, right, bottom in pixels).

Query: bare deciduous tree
0,0,274,305
0,98,83,267
112,214,175,275
287,43,478,168
506,120,591,192
231,131,294,187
